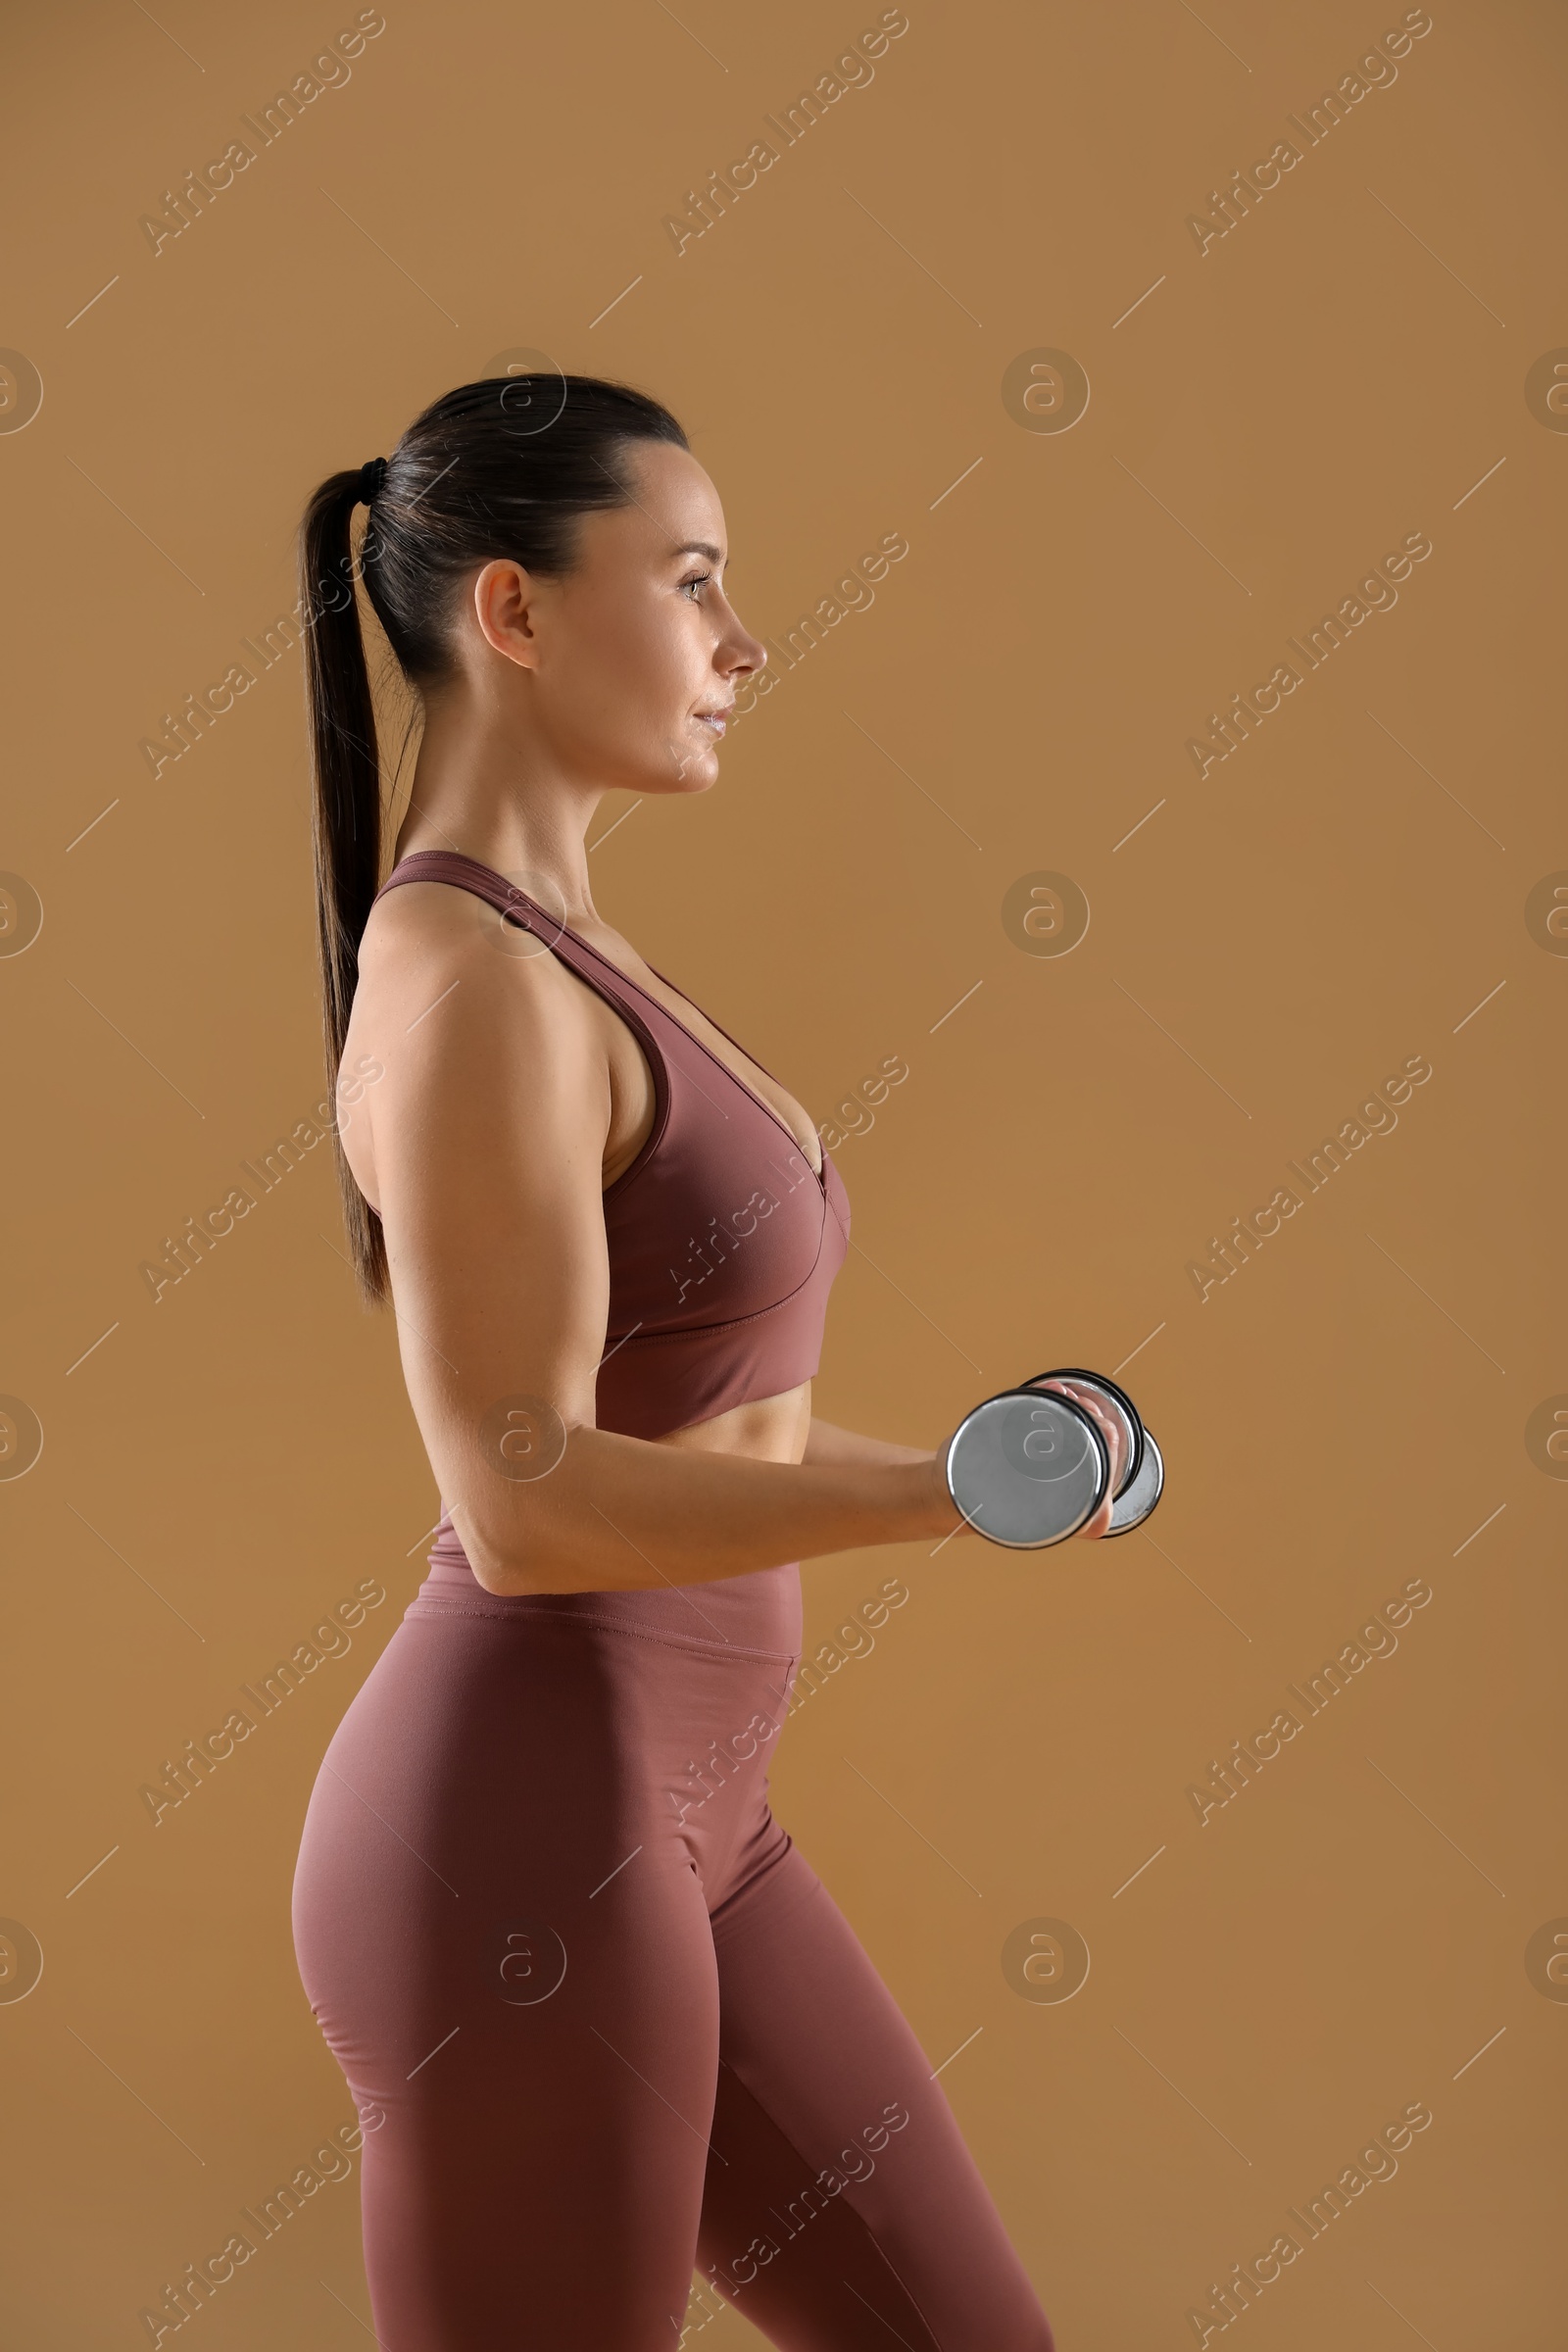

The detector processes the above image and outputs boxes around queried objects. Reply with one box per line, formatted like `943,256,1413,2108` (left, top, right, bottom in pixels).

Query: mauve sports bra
372,851,852,1450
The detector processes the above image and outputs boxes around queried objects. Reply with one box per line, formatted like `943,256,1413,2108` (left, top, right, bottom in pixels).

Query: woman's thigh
696,1838,1055,2351
292,1613,727,2350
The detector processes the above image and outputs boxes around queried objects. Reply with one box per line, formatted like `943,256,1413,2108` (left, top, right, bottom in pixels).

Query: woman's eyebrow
671,540,727,567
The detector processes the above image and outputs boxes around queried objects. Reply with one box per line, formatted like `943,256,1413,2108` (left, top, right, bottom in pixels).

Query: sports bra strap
377,849,550,925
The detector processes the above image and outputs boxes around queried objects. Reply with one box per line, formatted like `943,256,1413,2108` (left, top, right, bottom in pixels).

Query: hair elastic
355,456,388,506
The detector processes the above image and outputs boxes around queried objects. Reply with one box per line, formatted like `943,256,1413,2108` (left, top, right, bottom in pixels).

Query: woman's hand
1030,1377,1126,1539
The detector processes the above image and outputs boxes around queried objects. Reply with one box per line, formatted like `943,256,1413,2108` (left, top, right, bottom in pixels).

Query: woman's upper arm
354,905,615,1584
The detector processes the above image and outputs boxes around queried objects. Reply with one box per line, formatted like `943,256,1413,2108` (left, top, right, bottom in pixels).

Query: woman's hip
291,1600,802,1990
412,1534,804,1661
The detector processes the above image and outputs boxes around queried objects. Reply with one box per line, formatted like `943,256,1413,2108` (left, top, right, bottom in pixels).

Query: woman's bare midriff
654,1381,813,1467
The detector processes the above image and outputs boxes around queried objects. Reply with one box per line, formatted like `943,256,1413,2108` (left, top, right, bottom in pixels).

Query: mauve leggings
291,1553,1055,2350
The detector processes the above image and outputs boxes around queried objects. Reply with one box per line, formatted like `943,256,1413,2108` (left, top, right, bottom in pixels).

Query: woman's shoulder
349,868,606,1081
359,864,491,958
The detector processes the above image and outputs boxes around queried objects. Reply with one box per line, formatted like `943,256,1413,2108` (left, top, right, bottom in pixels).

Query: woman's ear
471,559,542,669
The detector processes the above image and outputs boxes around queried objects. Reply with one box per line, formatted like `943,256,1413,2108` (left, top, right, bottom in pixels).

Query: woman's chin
654,734,721,792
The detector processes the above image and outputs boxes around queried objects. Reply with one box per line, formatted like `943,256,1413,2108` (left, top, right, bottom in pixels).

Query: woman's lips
692,710,728,735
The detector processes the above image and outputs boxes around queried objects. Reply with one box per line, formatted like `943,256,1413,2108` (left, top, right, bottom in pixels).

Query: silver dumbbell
942,1366,1165,1549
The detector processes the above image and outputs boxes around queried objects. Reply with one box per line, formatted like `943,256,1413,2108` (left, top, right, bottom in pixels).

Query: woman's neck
392,694,603,925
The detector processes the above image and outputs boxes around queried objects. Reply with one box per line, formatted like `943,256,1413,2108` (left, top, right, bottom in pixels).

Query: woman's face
467,438,768,796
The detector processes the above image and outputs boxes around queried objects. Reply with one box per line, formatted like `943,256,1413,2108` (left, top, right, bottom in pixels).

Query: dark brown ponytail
300,466,385,1301
297,373,689,1306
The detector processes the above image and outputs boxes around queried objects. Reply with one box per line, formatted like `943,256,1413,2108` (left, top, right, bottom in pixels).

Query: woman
290,372,1119,2349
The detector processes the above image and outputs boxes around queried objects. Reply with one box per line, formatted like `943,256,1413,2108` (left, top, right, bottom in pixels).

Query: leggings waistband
410,1548,804,1663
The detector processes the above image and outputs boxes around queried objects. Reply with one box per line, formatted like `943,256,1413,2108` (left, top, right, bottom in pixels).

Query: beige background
2,0,1564,2342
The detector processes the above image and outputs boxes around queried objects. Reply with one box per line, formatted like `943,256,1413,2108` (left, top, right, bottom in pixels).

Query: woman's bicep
366,944,614,1563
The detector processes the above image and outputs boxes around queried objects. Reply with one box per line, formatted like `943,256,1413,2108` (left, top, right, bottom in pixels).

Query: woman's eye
680,572,711,599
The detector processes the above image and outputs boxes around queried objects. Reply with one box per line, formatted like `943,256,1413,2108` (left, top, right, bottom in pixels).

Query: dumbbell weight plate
1104,1427,1163,1536
943,1387,1111,1548
1018,1367,1145,1496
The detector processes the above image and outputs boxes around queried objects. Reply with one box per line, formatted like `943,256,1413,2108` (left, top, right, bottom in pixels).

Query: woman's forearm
455,1422,956,1597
